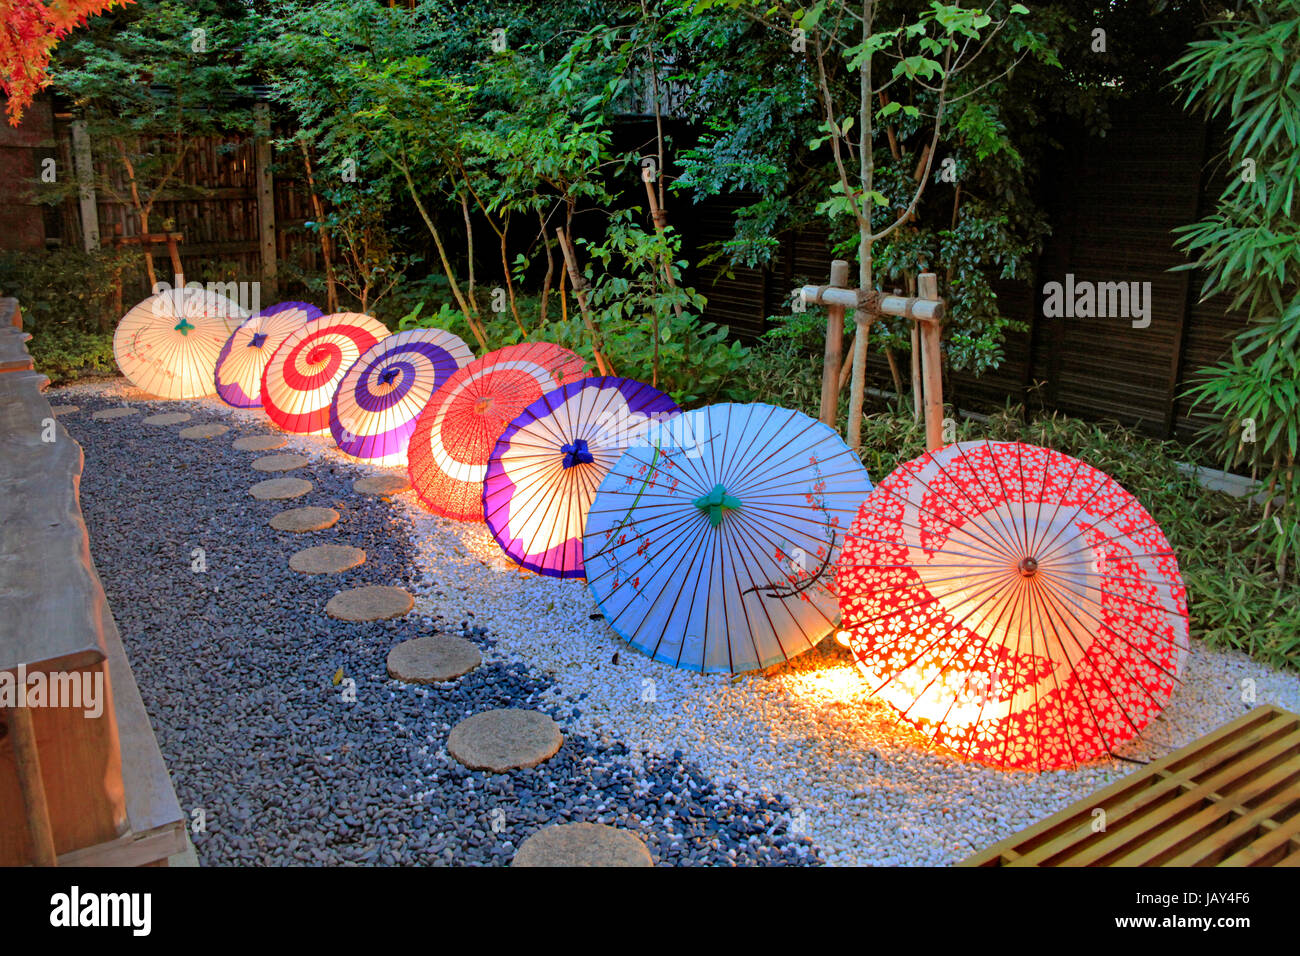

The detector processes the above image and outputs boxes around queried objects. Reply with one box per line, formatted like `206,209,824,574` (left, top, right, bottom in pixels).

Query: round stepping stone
249,477,313,501
386,635,481,684
180,423,230,440
143,412,191,426
252,453,309,473
289,544,365,575
269,506,339,532
92,406,138,420
512,823,653,868
353,474,410,496
233,434,287,452
326,585,413,622
447,709,562,773
49,405,79,416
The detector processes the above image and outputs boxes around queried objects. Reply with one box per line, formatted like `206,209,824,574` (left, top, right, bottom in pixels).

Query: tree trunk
299,141,338,314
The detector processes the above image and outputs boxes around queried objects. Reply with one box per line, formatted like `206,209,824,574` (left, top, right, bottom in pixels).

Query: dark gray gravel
63,392,822,866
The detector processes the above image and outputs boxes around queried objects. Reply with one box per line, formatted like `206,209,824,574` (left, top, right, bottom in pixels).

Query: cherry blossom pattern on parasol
837,440,1189,771
583,403,873,673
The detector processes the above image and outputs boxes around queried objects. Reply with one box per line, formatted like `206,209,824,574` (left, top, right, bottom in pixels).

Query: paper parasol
483,377,679,577
407,342,588,521
113,287,248,399
837,440,1189,771
214,301,320,408
260,312,389,435
330,328,474,466
583,402,873,673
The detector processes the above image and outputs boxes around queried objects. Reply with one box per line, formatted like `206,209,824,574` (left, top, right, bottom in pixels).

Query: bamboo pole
910,323,923,423
917,272,945,451
556,228,612,376
5,706,58,866
818,259,850,426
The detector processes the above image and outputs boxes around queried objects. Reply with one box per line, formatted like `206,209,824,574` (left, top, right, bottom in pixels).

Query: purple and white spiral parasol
330,328,474,465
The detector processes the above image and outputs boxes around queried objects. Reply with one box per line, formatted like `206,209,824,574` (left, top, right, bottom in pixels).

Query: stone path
512,823,652,867
250,477,312,500
270,507,339,532
447,709,563,773
386,634,481,684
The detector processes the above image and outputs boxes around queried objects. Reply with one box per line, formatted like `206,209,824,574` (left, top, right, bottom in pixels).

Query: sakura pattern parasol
214,301,320,408
836,440,1189,772
407,342,588,521
583,403,873,673
260,312,389,435
330,328,474,466
113,287,248,399
483,377,679,578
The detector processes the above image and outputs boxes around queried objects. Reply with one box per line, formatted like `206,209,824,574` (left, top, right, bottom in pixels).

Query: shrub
0,246,138,384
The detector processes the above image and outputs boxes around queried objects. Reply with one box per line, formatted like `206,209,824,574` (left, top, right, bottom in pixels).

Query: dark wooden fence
686,93,1246,440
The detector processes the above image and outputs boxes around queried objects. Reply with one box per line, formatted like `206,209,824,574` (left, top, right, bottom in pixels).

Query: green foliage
0,247,138,384
580,209,750,406
1171,1,1300,583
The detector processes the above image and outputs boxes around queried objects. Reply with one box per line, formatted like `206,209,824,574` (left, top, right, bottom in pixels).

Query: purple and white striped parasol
330,328,474,465
483,377,680,578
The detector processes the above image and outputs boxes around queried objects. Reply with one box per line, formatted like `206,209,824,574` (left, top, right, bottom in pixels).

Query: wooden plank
1050,727,1300,866
1220,810,1300,867
1115,757,1300,865
961,706,1292,865
961,706,1300,867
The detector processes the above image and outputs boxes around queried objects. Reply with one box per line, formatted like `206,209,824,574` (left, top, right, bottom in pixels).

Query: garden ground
54,377,1300,866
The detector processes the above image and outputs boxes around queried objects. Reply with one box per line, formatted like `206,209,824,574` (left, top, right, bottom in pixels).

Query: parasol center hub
474,397,494,415
561,438,595,469
306,346,329,366
1018,556,1039,577
378,366,401,386
693,483,741,528
248,332,268,349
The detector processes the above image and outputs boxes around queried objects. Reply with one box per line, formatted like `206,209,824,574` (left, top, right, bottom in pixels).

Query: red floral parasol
837,440,1189,771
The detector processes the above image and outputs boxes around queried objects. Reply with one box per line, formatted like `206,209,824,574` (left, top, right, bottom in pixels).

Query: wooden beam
800,285,944,323
819,259,849,426
917,273,945,451
254,104,278,301
69,121,100,252
5,706,58,866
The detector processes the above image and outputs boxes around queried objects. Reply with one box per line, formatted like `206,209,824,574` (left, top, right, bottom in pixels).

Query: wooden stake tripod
801,262,947,451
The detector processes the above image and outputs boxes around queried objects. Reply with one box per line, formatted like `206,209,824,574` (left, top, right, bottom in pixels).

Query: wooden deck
961,705,1300,866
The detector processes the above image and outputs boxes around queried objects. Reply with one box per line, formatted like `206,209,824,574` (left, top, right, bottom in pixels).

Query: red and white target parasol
407,342,588,521
260,312,389,435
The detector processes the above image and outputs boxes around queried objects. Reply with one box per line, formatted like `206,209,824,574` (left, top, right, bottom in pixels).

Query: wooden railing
0,298,187,866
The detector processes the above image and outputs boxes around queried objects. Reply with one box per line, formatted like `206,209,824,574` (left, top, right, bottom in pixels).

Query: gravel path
56,379,1300,866
61,381,814,866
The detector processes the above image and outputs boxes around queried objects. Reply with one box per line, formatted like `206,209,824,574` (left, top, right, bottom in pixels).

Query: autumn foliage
0,0,131,125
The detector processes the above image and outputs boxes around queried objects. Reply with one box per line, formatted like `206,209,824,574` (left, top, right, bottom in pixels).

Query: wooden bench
961,704,1300,866
0,302,188,866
